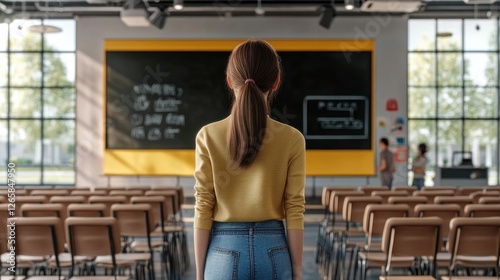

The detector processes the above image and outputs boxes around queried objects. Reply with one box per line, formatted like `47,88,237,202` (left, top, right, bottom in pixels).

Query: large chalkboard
105,50,372,150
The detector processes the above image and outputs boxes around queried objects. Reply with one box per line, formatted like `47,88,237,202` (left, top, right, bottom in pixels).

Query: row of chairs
0,187,188,280
316,186,500,280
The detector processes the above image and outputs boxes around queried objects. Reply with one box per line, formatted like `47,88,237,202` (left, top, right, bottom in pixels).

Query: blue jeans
205,220,292,280
413,178,425,190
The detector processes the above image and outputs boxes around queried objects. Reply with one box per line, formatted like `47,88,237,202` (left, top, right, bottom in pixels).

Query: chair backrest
25,187,53,194
92,187,110,194
30,189,69,197
415,204,461,248
422,186,457,193
0,189,28,196
479,197,500,205
0,204,10,253
50,196,86,221
456,187,484,196
447,217,500,271
359,186,389,195
50,195,86,205
15,196,48,216
362,204,410,246
65,217,122,257
413,190,455,203
388,196,427,217
484,186,500,192
130,196,166,229
342,196,383,225
434,196,474,216
145,190,178,216
127,186,152,192
88,196,126,216
321,187,357,207
21,203,64,218
108,190,143,203
71,190,107,198
464,204,500,218
381,217,442,274
151,186,185,205
111,204,155,238
470,191,500,204
329,191,365,214
68,203,106,217
392,186,417,195
14,217,65,259
371,191,408,203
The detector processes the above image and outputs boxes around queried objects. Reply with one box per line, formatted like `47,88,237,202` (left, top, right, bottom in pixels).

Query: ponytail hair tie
245,79,255,84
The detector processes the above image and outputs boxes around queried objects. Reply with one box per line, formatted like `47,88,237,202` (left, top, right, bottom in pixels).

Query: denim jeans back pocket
268,246,292,280
205,247,240,280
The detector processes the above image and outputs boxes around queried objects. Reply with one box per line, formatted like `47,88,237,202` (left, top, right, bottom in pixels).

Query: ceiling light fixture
121,0,150,27
345,0,355,10
319,5,336,29
173,0,184,11
149,8,167,29
255,0,265,15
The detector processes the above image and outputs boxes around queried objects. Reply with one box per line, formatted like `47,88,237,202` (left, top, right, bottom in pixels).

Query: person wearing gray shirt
378,138,395,189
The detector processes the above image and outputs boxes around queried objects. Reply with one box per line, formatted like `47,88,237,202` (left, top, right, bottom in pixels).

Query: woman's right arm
194,128,216,280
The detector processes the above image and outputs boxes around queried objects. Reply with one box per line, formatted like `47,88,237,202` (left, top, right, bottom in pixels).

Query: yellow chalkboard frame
103,39,375,176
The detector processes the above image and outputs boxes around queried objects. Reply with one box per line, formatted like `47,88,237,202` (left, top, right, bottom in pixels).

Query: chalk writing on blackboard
303,95,369,140
128,82,185,141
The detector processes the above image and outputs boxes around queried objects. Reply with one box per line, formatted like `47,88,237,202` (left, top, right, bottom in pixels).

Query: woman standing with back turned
194,40,306,280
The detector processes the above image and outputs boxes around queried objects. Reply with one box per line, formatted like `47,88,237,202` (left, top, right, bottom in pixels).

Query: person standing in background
378,137,395,189
411,143,428,190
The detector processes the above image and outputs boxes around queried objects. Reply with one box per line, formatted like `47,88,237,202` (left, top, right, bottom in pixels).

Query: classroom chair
0,204,33,273
11,217,66,279
108,190,143,203
379,217,442,280
65,217,148,279
478,197,500,204
456,187,484,196
470,191,500,204
422,186,457,193
88,196,126,216
371,190,408,204
67,204,106,218
111,204,158,280
316,186,358,264
434,196,474,216
15,196,48,216
359,186,389,195
414,204,460,250
393,186,417,195
336,196,383,280
388,196,427,217
442,217,500,278
20,203,64,218
30,189,69,197
353,204,410,280
464,204,500,217
413,190,455,204
49,196,86,221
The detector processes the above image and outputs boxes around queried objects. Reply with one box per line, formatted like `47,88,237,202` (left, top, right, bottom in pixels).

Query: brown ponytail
226,40,282,168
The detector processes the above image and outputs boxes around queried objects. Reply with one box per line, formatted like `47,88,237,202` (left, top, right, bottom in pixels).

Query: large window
409,19,499,186
0,19,75,185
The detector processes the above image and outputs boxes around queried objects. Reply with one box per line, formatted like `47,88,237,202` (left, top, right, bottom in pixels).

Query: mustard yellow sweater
194,116,306,230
